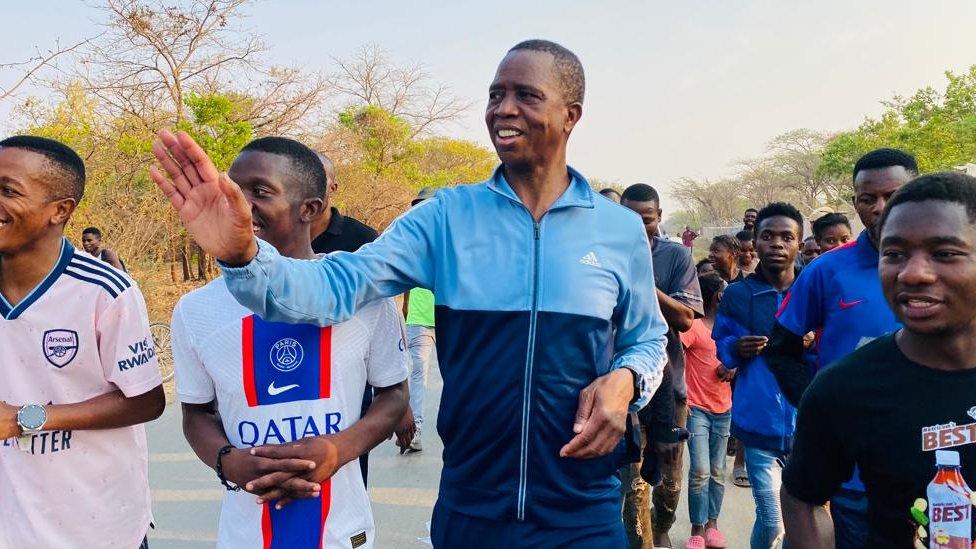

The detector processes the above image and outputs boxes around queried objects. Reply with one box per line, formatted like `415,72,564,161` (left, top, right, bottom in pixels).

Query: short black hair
880,171,976,231
745,208,759,214
620,183,660,204
711,234,742,255
755,202,804,239
508,39,585,104
852,148,918,181
695,258,714,273
82,227,102,238
735,229,755,243
240,137,326,201
599,187,620,196
0,135,85,200
698,272,726,309
812,213,851,241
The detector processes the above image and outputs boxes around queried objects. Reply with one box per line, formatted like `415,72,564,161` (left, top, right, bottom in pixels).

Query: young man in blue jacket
712,202,803,548
151,39,669,548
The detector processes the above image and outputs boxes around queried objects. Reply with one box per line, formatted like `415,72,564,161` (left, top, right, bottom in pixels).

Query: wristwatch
16,404,47,451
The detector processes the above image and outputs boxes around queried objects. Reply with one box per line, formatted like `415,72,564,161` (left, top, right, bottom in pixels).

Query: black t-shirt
784,334,976,547
310,207,378,254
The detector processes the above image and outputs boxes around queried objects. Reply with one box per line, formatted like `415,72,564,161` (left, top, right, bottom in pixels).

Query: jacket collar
743,263,798,295
486,164,595,211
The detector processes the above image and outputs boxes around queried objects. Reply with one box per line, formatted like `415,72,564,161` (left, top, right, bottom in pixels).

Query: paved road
147,366,756,548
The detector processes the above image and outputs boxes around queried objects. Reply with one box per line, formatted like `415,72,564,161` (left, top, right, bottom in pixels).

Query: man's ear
50,198,77,226
300,197,326,223
564,102,583,134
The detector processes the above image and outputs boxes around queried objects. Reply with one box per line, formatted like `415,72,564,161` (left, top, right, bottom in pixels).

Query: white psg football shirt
172,277,408,549
0,238,162,549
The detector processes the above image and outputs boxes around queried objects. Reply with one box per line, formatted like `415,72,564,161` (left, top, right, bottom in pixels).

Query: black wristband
623,367,641,404
215,444,241,492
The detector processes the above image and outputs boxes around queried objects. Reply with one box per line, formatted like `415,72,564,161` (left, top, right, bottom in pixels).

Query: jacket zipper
517,220,542,521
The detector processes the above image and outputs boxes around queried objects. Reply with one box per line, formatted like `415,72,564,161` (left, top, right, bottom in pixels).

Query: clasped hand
221,436,340,509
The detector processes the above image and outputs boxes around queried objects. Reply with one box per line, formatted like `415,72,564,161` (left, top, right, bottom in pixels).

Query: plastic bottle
927,450,972,549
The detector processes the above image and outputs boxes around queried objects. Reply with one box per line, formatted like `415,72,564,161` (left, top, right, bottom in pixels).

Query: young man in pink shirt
0,135,164,548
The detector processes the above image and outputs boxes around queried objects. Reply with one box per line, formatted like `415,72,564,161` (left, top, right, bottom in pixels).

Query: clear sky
4,0,976,212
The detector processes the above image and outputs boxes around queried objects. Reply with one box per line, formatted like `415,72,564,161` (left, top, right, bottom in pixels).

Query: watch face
18,405,46,431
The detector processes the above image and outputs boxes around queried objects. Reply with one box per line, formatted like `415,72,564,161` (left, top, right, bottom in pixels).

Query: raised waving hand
149,129,258,265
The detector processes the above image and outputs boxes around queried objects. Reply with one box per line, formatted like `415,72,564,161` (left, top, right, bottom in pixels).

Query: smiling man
172,137,409,549
783,172,976,548
0,135,164,548
150,40,668,548
765,148,917,548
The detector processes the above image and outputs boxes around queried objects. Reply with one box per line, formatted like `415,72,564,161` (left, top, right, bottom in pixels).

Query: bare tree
670,177,746,227
0,37,94,103
765,129,843,210
76,0,263,122
332,44,469,136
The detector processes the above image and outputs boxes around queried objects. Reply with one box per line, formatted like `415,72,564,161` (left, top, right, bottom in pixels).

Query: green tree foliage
175,93,253,171
820,66,976,178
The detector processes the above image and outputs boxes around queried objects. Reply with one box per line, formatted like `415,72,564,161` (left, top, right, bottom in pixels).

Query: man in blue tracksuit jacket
150,40,668,547
711,202,804,549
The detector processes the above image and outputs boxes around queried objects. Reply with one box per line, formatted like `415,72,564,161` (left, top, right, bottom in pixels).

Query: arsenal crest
43,329,79,368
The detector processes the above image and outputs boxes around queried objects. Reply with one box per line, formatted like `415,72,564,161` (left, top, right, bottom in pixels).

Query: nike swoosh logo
267,381,300,396
838,298,865,310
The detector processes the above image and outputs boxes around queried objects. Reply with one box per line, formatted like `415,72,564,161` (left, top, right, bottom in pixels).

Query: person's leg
742,446,785,549
831,488,870,549
525,519,628,549
620,427,652,549
704,411,732,546
431,499,511,549
652,399,689,546
407,325,436,428
686,407,711,536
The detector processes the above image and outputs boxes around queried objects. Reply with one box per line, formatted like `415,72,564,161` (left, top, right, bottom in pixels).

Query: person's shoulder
813,239,861,268
65,247,138,299
654,238,692,260
175,277,231,312
813,335,897,389
340,214,379,239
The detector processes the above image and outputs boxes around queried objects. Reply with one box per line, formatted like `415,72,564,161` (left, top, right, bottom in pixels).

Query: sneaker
704,528,727,548
408,427,423,452
683,535,705,549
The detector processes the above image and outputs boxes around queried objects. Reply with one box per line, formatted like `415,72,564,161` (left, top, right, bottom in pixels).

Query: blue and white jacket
220,166,668,527
713,269,796,454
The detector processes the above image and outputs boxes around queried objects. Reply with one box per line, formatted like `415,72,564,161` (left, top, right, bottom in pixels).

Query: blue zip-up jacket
220,166,669,527
712,270,795,454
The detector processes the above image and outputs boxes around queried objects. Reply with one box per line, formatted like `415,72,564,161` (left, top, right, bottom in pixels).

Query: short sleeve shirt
172,277,408,549
406,288,435,327
680,319,730,414
0,239,161,549
652,237,704,400
784,335,976,547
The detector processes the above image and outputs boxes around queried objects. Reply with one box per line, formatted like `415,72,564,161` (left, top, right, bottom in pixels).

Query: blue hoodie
712,269,796,454
219,166,669,528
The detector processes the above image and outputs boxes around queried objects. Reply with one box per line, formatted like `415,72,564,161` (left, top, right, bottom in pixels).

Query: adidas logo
579,252,602,267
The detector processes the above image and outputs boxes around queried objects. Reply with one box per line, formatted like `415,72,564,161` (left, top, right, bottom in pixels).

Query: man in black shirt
309,153,381,485
783,172,976,548
309,153,379,254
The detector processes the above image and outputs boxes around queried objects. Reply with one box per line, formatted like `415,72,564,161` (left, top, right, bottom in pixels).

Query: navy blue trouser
430,500,626,548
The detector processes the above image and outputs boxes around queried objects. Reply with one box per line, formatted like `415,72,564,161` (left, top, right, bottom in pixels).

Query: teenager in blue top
712,202,804,549
150,40,669,548
766,148,917,549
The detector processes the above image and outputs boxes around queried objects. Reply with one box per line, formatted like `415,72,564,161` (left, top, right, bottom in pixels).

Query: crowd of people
2,38,976,549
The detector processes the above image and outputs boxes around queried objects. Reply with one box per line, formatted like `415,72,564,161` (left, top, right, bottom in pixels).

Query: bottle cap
936,450,960,467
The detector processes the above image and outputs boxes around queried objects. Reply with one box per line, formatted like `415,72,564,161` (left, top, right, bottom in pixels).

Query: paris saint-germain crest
43,329,79,368
270,338,304,372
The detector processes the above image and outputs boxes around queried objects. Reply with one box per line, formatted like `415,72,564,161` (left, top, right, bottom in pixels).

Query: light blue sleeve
611,232,668,411
220,199,440,326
